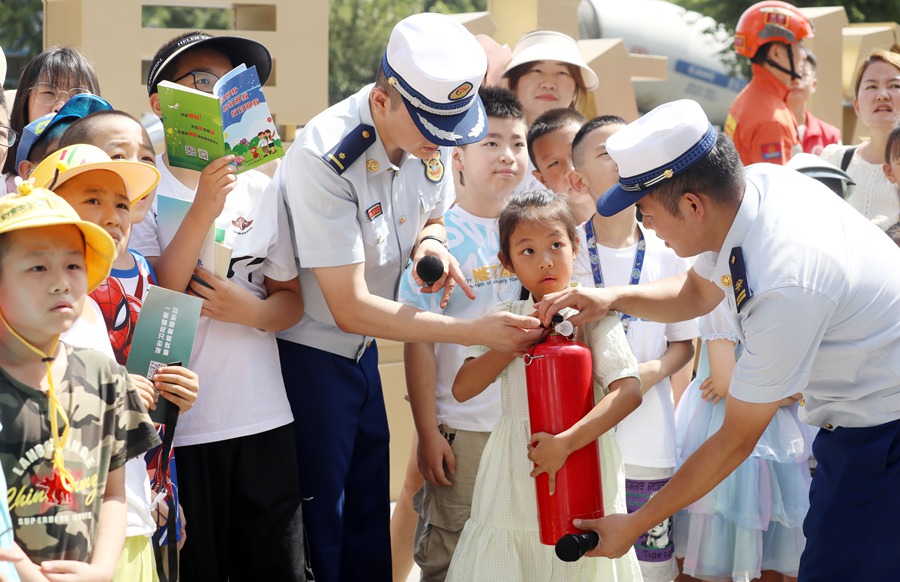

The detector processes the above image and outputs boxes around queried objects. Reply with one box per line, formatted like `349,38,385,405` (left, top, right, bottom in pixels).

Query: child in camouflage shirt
0,182,159,580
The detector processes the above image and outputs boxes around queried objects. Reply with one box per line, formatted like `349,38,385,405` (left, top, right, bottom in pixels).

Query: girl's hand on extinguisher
528,432,572,495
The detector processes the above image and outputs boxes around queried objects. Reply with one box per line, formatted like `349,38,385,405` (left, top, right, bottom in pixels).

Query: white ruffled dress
446,300,644,582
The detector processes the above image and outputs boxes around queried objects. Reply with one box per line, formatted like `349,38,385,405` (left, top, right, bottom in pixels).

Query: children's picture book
126,286,203,423
158,64,284,174
157,194,233,279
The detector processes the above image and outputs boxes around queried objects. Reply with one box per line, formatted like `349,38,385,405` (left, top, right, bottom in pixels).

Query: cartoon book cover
158,64,284,174
126,286,203,423
157,195,232,278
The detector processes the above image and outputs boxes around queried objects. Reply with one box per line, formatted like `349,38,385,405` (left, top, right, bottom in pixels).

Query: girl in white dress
446,190,644,581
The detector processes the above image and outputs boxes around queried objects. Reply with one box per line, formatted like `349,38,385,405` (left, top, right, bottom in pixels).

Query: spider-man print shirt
90,251,157,366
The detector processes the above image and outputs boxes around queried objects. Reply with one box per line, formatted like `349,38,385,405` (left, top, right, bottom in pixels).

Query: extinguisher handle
555,531,599,562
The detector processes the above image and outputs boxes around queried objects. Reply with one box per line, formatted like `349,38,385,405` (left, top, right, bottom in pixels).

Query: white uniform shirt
694,164,900,429
574,224,699,468
276,84,454,360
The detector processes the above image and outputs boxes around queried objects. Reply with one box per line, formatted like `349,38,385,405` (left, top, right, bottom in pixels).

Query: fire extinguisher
523,315,603,561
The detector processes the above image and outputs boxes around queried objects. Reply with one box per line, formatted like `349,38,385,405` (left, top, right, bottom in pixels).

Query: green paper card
126,286,203,423
157,195,232,279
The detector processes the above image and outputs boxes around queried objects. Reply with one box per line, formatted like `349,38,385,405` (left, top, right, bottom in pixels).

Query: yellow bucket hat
29,143,160,204
0,180,116,292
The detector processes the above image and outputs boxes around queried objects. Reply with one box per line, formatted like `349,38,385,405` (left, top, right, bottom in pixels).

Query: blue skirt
672,353,814,581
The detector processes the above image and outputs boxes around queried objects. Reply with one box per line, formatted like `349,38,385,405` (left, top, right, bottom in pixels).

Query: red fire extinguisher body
525,334,604,546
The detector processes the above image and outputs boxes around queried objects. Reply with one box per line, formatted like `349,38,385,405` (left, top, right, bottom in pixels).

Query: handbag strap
840,145,858,172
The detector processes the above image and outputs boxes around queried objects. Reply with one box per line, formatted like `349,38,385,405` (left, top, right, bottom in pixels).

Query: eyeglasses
30,83,91,107
172,70,220,94
0,126,18,149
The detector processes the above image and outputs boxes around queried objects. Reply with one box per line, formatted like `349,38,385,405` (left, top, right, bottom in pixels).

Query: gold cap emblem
448,82,473,101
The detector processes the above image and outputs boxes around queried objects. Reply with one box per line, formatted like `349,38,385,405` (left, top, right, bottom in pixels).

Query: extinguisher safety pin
523,353,545,366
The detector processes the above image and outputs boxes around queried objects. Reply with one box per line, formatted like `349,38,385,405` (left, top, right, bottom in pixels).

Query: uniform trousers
278,339,392,582
799,417,900,580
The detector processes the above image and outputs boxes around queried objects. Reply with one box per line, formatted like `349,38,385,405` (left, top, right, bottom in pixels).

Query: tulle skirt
673,380,814,581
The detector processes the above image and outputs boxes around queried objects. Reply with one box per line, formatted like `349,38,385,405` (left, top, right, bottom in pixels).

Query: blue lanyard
584,218,645,332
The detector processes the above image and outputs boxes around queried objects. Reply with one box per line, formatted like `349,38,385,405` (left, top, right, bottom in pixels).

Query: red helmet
734,1,814,59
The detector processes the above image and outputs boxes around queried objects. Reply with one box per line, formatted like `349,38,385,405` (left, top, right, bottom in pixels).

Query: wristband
418,235,449,250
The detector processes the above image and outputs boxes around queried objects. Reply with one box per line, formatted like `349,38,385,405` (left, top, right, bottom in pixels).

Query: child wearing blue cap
13,94,113,180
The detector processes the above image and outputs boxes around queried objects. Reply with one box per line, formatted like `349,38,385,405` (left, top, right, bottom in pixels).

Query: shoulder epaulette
729,246,754,313
322,124,376,175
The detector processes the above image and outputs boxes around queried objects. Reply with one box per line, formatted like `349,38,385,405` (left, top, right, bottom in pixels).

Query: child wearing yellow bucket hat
0,181,159,579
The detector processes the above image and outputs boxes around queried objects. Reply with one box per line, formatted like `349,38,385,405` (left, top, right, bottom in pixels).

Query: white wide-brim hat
383,13,488,147
503,30,599,91
597,99,717,217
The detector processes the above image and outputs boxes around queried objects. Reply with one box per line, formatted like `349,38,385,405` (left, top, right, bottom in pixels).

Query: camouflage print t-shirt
0,344,160,563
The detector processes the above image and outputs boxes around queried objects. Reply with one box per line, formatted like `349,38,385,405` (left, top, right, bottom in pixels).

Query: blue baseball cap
15,94,113,170
597,99,718,217
382,13,487,147
15,113,55,171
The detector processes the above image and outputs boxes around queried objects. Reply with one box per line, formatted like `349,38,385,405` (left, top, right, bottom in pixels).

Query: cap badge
423,151,444,183
448,82,473,101
366,159,379,172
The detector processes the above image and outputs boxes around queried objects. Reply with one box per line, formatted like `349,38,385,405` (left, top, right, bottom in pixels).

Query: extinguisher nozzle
555,531,599,562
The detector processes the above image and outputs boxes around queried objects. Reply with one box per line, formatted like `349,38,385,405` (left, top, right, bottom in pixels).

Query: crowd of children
0,6,898,582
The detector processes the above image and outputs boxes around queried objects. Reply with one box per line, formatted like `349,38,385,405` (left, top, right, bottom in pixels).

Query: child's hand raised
192,155,237,222
154,365,200,413
528,432,573,495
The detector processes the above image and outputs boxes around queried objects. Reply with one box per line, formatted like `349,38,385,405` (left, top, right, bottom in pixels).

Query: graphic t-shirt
130,154,295,446
89,251,157,366
0,345,159,563
397,205,520,432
